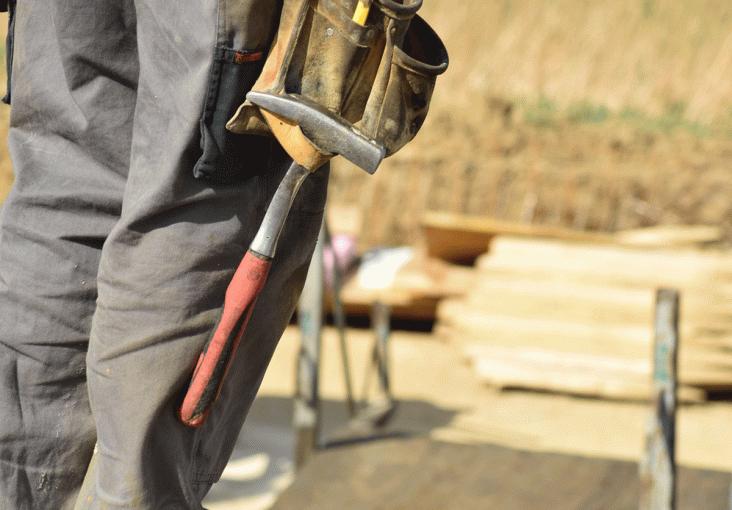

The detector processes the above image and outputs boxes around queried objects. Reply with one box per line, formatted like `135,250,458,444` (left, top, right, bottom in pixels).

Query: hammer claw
247,91,385,174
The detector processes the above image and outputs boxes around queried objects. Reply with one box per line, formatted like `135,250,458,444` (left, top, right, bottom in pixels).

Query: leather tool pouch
226,0,448,162
357,4,448,156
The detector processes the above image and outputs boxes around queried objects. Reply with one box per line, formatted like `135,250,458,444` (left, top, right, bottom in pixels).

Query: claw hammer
179,92,384,427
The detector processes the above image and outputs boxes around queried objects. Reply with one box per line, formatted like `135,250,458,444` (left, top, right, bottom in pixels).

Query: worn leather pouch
226,0,447,163
358,12,448,156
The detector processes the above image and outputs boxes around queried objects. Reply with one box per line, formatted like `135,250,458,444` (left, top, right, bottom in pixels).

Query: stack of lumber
437,235,732,401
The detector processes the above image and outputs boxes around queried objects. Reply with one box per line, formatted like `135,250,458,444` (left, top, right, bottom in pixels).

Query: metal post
293,222,325,468
353,300,396,428
323,221,356,417
639,288,679,510
371,301,392,400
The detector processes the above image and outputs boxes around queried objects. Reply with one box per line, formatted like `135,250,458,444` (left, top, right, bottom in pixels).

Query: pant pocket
193,47,274,184
2,0,16,105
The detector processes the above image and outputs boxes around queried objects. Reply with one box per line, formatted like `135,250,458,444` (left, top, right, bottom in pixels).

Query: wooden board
421,211,611,263
420,212,720,264
331,294,441,322
479,237,732,290
463,275,732,327
272,438,731,510
332,255,474,321
439,297,732,350
463,344,710,401
615,225,722,248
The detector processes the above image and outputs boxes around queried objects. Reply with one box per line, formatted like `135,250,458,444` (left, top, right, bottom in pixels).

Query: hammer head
247,91,386,174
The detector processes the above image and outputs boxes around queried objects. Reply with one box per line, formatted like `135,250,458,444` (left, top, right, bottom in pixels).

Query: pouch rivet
326,27,334,37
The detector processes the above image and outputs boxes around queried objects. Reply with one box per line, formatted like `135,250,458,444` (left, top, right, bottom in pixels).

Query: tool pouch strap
226,0,448,161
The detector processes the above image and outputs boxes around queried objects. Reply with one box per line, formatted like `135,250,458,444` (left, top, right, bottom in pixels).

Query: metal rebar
639,288,679,510
293,223,325,468
323,220,356,417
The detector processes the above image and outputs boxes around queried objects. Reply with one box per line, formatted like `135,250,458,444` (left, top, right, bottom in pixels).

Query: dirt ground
204,325,732,509
329,100,732,248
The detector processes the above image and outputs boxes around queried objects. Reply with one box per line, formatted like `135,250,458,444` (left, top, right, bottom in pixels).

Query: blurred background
3,1,732,508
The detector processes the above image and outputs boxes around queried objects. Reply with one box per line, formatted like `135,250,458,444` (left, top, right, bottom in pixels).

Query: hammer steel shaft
179,162,309,427
251,163,310,258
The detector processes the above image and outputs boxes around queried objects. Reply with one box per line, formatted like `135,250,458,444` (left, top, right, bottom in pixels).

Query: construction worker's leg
78,0,327,508
0,1,138,509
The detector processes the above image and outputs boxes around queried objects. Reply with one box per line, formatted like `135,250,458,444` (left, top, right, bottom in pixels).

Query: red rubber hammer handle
179,250,271,428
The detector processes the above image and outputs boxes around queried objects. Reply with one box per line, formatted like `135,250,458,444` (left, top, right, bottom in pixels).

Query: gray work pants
0,1,327,508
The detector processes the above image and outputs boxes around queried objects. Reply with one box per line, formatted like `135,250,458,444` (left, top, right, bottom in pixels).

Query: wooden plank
421,212,723,264
460,338,732,391
332,256,474,321
462,290,654,328
468,345,657,400
272,438,731,510
421,211,611,263
463,344,706,402
441,294,732,348
464,275,732,328
616,225,721,248
439,301,652,354
334,294,440,322
478,237,732,290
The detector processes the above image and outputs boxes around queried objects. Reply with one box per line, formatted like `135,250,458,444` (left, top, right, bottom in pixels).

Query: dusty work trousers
0,0,327,508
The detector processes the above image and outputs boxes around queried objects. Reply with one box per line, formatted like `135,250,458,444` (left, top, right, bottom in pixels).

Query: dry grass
423,0,732,124
330,0,732,246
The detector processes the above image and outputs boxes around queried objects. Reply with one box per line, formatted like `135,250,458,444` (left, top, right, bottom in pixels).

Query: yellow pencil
352,0,372,26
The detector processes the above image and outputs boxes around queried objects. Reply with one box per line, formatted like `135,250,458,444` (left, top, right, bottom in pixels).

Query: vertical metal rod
359,301,392,404
639,288,679,510
371,301,392,399
323,221,356,417
293,223,325,469
360,344,376,404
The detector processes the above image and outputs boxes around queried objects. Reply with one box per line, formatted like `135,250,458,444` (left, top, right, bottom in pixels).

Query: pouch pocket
2,0,16,105
193,47,273,184
363,15,448,156
292,0,379,118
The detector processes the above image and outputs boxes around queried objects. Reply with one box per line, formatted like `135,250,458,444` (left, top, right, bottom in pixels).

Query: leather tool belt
226,0,448,164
